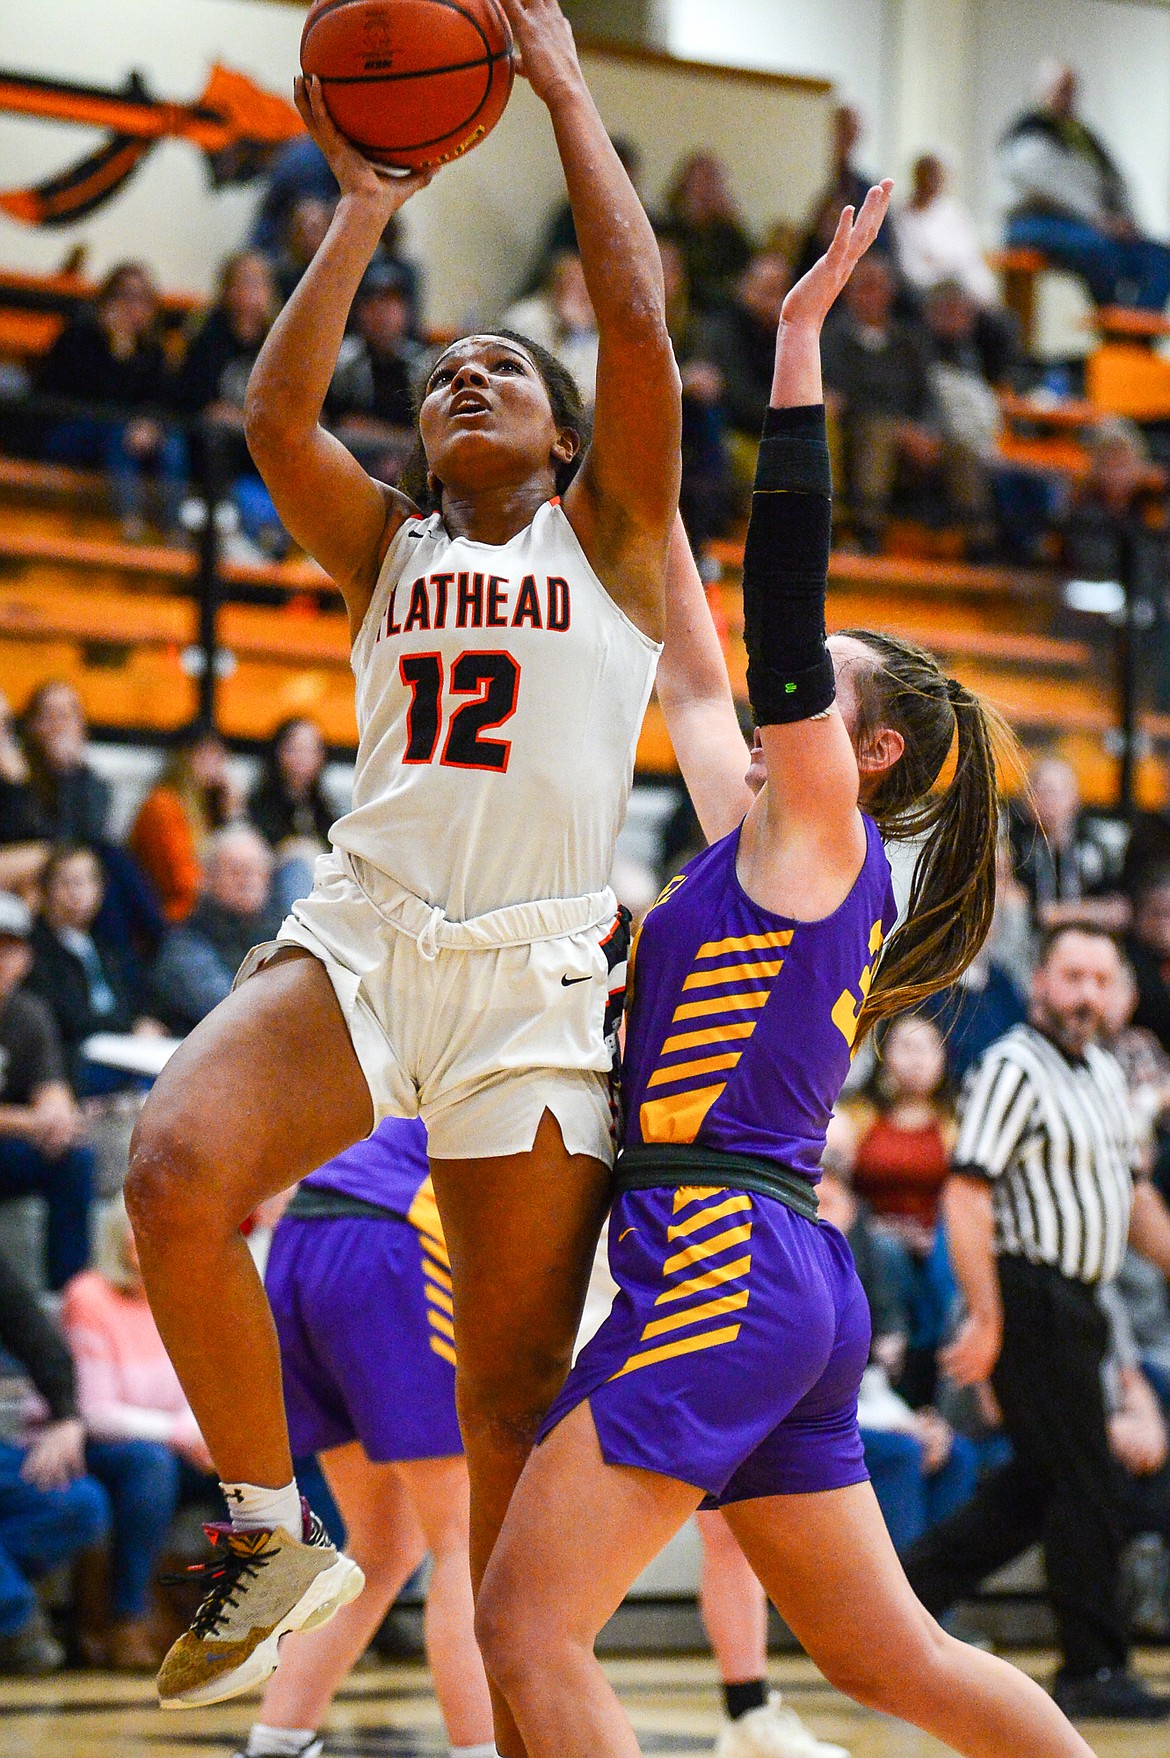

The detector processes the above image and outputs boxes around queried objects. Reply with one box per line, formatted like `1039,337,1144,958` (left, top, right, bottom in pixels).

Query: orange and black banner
0,65,302,228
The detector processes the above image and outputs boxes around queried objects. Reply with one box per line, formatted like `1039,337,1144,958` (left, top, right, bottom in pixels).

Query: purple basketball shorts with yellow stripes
266,1213,464,1463
539,1185,871,1504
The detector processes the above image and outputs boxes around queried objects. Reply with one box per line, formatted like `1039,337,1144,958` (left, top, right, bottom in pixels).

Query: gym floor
3,1653,1170,1757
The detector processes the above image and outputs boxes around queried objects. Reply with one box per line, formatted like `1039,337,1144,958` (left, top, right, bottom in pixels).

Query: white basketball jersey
331,499,662,919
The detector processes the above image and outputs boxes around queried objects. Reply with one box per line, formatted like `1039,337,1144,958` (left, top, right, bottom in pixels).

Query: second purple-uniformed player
474,188,1099,1758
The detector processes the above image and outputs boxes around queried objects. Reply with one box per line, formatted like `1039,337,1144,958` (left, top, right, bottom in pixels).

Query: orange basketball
300,0,514,171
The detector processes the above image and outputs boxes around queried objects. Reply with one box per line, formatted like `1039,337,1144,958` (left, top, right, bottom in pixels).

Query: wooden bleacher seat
991,246,1048,352
1,446,1166,806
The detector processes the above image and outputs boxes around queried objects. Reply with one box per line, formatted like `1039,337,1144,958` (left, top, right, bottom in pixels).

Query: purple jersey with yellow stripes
302,1116,430,1219
624,815,896,1180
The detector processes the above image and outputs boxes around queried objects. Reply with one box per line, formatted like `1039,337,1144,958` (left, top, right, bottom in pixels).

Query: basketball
300,0,514,172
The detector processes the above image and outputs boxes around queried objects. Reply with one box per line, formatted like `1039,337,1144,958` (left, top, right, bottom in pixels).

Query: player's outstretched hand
499,0,583,105
294,75,434,215
780,179,894,335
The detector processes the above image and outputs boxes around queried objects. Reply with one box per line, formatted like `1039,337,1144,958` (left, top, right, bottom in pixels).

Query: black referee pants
903,1255,1128,1678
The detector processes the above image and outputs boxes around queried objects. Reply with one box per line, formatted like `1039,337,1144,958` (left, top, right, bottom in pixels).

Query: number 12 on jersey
400,651,520,773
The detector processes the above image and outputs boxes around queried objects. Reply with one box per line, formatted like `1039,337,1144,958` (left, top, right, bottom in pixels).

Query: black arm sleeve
0,1247,78,1420
742,402,836,726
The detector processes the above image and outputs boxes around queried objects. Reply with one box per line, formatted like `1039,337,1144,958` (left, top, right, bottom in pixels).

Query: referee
904,923,1170,1720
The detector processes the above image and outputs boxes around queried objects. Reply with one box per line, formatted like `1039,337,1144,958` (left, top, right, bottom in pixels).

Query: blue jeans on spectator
232,473,290,558
0,1440,109,1635
84,1440,216,1621
0,1138,95,1290
1007,214,1170,311
273,856,316,920
46,417,187,531
864,1426,981,1553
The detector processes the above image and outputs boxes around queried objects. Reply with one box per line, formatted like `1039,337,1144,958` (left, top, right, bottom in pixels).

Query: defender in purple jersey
477,190,1096,1758
238,1118,493,1758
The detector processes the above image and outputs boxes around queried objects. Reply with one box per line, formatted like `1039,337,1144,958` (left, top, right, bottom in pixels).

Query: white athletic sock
246,1727,321,1758
220,1479,303,1540
449,1745,500,1757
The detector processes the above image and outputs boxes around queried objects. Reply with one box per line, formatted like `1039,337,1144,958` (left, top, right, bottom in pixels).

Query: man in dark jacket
0,1243,108,1674
149,825,280,1035
1000,61,1170,311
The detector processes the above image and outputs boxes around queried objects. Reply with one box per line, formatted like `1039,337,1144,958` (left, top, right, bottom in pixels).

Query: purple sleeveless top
623,815,896,1182
301,1115,431,1219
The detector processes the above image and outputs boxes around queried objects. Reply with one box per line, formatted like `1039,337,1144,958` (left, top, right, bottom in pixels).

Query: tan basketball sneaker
157,1502,364,1709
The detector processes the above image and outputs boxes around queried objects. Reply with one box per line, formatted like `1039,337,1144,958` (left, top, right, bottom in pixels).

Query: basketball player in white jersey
124,0,680,1743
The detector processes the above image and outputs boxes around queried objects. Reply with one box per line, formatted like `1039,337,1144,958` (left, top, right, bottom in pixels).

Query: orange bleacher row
1,86,1170,805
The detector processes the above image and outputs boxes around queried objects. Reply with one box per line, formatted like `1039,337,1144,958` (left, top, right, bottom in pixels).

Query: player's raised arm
502,0,681,639
244,77,432,638
746,185,892,860
656,519,754,844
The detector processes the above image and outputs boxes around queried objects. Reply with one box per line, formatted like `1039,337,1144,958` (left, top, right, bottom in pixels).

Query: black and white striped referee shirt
954,1023,1137,1285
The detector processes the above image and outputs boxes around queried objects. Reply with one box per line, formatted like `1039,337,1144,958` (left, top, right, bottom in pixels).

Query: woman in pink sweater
62,1199,217,1669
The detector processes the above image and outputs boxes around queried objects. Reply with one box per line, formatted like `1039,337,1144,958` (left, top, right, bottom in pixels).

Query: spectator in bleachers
1062,419,1170,711
128,729,240,925
19,683,165,998
656,231,735,546
692,250,789,454
1083,1280,1170,1633
20,682,110,847
0,692,50,902
923,841,1031,1085
851,1013,957,1406
271,194,335,305
0,892,93,1290
662,150,754,313
62,1198,217,1671
1115,1247,1170,1406
504,251,600,410
818,1147,978,1553
921,280,1001,554
148,824,279,1035
1000,60,1170,313
1102,953,1170,1159
27,846,163,1098
0,1242,108,1677
250,135,338,257
896,152,998,309
1008,753,1125,931
526,136,641,294
36,262,185,541
794,103,895,282
1127,864,1170,1058
175,251,289,561
247,717,334,916
175,252,277,428
819,255,949,548
327,261,430,483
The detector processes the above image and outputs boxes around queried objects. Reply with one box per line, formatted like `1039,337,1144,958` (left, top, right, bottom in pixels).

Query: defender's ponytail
840,630,1013,1040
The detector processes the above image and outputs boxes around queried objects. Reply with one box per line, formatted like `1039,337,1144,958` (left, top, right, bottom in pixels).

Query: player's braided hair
840,629,1016,1041
400,329,590,513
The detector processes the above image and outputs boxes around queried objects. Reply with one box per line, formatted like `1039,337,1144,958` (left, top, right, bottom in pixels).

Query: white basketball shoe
715,1692,851,1758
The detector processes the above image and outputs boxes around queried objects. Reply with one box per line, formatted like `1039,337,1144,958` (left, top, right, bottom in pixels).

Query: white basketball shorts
236,850,623,1164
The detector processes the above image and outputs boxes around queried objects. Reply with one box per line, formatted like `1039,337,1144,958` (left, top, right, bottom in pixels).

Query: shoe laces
161,1524,278,1640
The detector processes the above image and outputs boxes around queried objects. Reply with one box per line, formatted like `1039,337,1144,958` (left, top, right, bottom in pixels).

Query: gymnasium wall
0,0,832,325
661,0,1170,242
663,0,895,166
